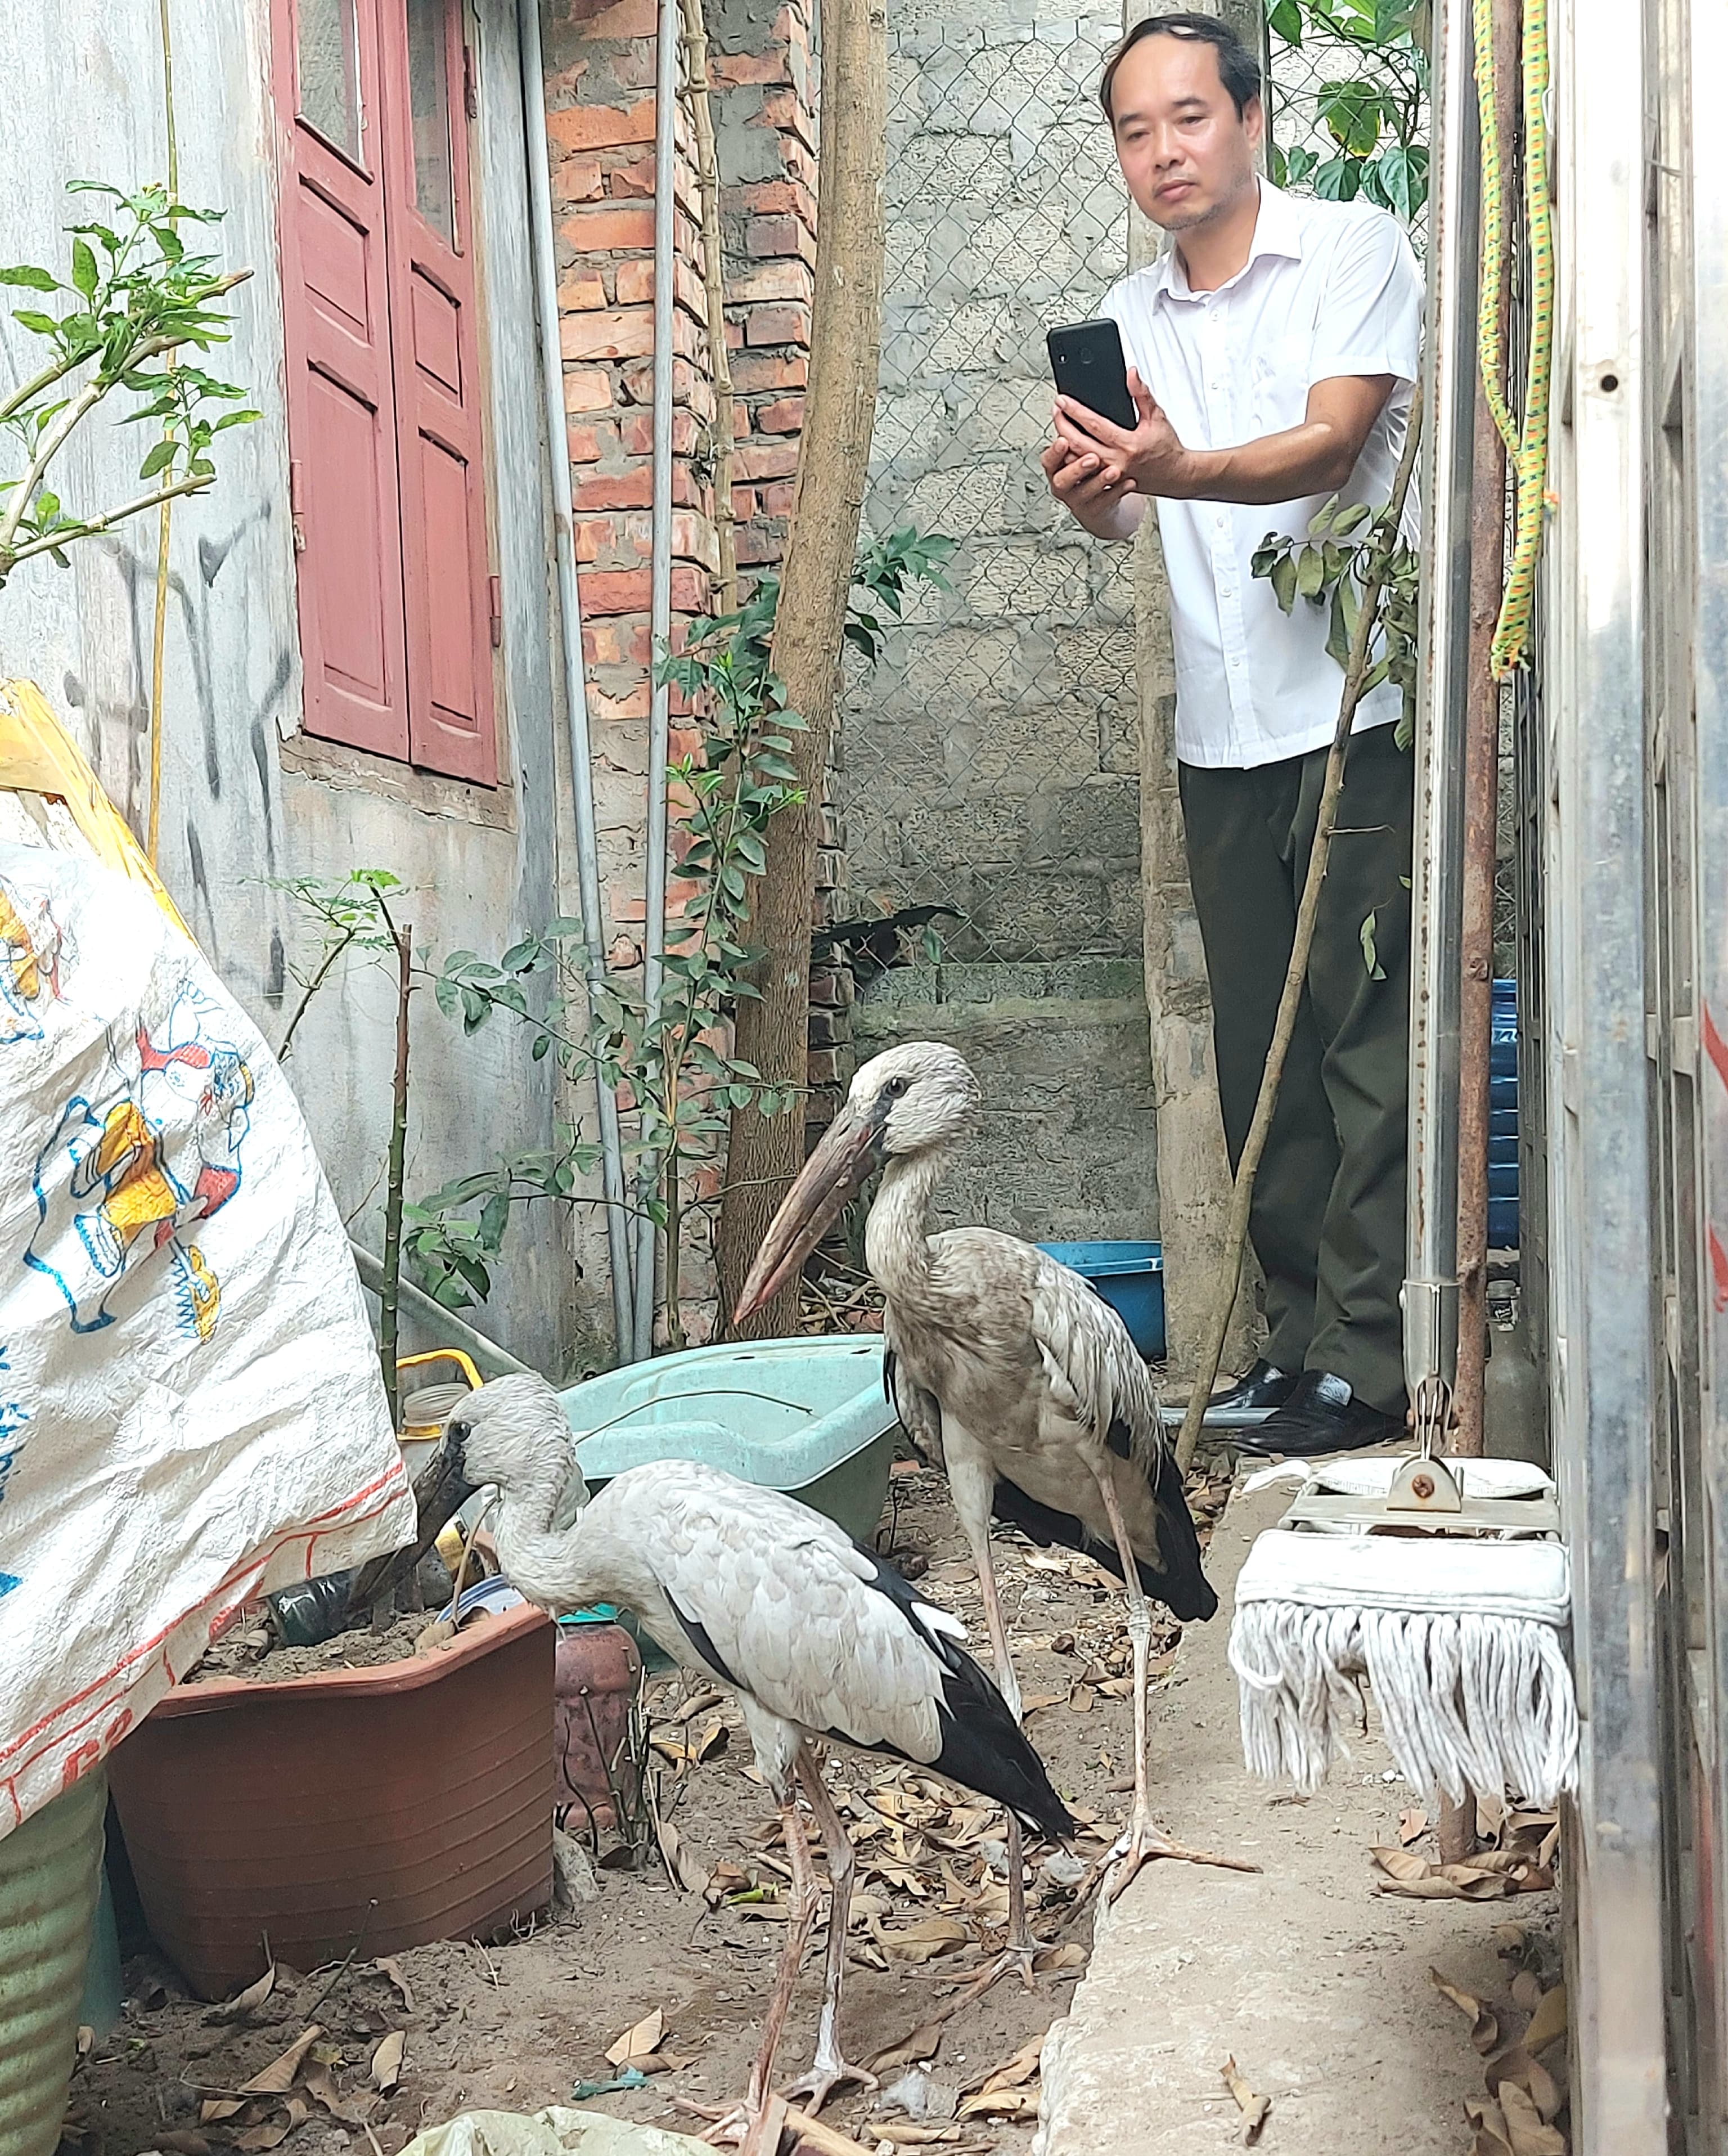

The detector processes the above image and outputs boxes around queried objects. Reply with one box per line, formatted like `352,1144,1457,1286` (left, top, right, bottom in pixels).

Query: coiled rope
1474,0,1554,677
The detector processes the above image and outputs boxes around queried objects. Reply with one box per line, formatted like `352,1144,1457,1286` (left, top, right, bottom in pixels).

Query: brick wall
541,0,819,1332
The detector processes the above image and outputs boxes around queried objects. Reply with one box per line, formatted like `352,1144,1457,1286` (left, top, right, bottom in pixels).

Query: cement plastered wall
855,960,1158,1242
0,0,605,1377
836,0,1158,1242
837,3,1142,969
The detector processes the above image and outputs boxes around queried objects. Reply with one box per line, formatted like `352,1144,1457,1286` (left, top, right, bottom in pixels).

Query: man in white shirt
1042,11,1423,1454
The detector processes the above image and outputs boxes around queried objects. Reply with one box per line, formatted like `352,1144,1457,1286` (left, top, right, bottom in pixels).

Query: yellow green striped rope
1475,0,1555,678
1472,0,1519,457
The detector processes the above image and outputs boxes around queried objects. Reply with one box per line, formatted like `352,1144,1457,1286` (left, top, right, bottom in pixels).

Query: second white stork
365,1373,1073,2147
736,1040,1228,1908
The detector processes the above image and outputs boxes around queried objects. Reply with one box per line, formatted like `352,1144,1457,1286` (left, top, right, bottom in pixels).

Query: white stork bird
736,1041,1228,1912
367,1373,1073,2145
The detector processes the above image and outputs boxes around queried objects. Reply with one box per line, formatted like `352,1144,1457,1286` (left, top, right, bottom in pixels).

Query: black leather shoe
1160,1358,1298,1428
1231,1370,1403,1457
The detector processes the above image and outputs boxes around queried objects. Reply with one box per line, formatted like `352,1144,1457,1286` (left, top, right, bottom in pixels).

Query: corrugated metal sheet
0,1771,105,2156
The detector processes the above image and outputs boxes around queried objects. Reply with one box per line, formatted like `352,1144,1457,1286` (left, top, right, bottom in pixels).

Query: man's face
1107,34,1262,235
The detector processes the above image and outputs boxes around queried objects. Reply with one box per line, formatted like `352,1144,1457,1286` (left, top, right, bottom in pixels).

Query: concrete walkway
1034,1477,1538,2154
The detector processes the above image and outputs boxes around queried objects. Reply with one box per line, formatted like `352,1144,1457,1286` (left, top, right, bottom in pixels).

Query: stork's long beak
344,1430,480,1618
733,1098,884,1324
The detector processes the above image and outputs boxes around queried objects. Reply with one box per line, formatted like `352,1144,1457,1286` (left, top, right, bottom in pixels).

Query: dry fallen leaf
371,2031,405,2093
1033,1942,1087,1973
1430,1968,1502,2055
212,1964,277,2022
1487,2049,1564,2124
869,2020,946,2077
1510,1970,1545,2013
1498,2080,1568,2155
1019,1692,1066,1716
657,1818,708,1895
302,2063,374,2127
606,2007,667,2068
1398,1807,1429,1847
1372,1848,1515,1900
1220,2056,1271,2146
1519,1982,1568,2056
871,1915,969,1965
870,2127,962,2148
374,1957,416,2015
201,2028,323,2122
1466,2095,1515,2156
232,2096,310,2153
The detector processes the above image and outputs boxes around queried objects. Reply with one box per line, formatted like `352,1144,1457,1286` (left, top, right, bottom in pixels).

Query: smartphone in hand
1046,318,1136,432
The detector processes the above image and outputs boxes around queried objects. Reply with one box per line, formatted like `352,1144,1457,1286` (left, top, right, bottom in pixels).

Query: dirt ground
73,1459,1231,2156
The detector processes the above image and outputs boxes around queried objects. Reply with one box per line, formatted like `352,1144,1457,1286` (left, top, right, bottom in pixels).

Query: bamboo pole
680,0,740,618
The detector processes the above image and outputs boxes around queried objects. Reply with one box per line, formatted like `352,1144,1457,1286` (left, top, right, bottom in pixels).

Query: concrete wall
0,0,602,1376
855,959,1159,1243
833,0,1158,1249
836,3,1142,970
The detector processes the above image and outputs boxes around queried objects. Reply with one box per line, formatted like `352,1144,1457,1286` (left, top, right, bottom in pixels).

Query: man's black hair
1099,13,1263,123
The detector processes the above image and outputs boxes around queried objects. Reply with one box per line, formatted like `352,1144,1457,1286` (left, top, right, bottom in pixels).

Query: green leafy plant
1266,0,1430,219
431,527,955,1350
1253,492,1420,976
0,181,256,588
1252,492,1419,742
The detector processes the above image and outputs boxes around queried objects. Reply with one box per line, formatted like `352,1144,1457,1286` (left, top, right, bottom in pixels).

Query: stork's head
733,1041,982,1322
351,1374,587,1611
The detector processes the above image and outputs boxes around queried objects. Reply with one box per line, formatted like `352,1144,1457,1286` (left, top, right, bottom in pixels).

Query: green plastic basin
561,1336,896,1547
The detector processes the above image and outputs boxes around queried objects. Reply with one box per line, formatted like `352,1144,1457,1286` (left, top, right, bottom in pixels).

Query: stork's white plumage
737,1041,1231,1912
376,1373,1072,2145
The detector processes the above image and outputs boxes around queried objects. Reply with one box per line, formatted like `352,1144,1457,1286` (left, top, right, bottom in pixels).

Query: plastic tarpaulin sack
0,834,415,1837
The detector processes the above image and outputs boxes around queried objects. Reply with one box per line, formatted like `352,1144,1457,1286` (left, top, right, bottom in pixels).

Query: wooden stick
1173,381,1426,1475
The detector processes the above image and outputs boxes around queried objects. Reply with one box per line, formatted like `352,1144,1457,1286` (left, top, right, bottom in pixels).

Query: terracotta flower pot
552,1622,641,1831
108,1604,554,2001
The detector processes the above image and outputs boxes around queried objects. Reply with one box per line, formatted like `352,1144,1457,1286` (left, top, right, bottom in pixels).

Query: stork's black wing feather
831,1546,1076,1843
989,1420,1218,1624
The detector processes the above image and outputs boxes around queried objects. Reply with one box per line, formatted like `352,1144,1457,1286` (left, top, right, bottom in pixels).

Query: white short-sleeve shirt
1101,181,1423,770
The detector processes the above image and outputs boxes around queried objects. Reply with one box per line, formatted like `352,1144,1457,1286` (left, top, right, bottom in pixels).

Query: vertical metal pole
1454,0,1520,1458
1547,0,1666,2135
633,0,679,1358
519,0,637,1362
1405,0,1480,1423
1688,0,1728,2103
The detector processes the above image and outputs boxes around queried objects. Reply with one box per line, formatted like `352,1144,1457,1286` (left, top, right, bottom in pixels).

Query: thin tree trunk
680,0,739,617
713,0,888,1333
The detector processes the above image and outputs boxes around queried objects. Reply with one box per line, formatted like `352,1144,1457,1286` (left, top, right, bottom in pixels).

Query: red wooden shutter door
273,0,412,760
380,0,499,784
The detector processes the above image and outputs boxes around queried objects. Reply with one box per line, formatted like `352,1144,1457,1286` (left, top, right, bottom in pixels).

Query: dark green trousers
1178,724,1412,1415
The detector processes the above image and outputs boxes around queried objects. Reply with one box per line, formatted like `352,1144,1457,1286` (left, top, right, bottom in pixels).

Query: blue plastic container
1489,978,1520,1249
1035,1241,1167,1360
560,1336,897,1544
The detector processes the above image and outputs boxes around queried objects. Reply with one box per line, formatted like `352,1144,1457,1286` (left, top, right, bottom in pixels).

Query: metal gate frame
1538,0,1670,2144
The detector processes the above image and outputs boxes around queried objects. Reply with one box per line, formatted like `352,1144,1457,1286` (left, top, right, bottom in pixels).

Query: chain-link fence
1263,10,1430,251
834,7,1141,968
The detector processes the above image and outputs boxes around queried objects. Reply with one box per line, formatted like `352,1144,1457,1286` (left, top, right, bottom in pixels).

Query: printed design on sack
25,974,255,1341
0,876,69,1044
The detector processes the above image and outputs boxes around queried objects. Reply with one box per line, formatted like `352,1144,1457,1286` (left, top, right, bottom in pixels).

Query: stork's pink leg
1089,1460,1251,1901
775,1748,878,2115
733,1794,818,2156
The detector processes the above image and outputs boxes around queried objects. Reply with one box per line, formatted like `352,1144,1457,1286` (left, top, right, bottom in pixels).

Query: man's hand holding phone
1047,368,1196,509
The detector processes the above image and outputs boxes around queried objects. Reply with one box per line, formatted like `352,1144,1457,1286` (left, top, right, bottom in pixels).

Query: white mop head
1228,1521,1578,1808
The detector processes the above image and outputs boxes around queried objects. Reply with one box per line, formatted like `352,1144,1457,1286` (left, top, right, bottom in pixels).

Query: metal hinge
464,44,478,119
289,460,306,553
489,573,502,649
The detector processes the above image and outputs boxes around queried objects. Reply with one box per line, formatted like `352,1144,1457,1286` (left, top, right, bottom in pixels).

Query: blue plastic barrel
1036,1241,1166,1360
